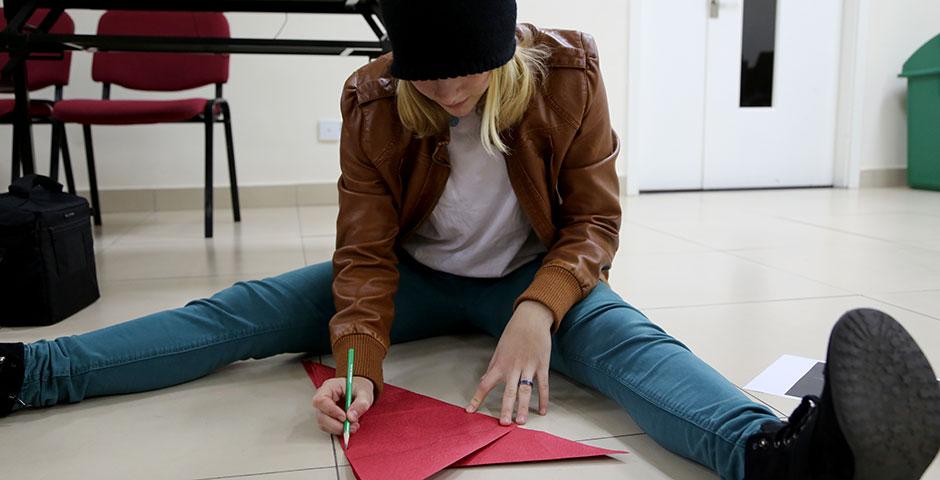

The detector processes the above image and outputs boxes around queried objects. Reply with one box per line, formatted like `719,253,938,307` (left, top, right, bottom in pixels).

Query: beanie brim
390,42,516,81
379,0,519,81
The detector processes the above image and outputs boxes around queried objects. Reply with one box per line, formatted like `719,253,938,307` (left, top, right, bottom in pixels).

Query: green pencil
343,348,354,447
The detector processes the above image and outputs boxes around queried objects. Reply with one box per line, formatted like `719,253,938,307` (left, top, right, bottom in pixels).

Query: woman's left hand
466,300,554,425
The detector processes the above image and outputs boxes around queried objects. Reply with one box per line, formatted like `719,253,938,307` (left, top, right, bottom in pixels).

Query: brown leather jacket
330,24,621,393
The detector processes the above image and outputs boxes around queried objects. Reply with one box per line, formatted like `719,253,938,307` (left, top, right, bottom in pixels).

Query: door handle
709,0,720,18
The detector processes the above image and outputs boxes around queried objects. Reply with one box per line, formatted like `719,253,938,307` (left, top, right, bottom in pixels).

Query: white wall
1,2,629,192
857,0,940,173
517,0,629,181
2,11,372,190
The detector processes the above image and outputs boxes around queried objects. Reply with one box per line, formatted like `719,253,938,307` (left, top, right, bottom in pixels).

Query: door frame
622,0,871,195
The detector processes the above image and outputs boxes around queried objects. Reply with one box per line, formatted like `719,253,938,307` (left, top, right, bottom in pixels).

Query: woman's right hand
312,376,375,435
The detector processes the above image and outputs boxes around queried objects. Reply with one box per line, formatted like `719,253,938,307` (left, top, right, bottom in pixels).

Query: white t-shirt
401,110,547,278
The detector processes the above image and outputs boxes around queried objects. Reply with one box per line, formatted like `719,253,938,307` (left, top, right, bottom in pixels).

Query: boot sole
827,309,940,480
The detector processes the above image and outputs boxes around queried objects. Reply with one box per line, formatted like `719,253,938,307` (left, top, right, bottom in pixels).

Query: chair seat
52,98,219,125
0,99,54,119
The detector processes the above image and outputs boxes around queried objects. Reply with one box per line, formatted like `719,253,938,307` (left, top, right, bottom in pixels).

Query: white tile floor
2,187,940,479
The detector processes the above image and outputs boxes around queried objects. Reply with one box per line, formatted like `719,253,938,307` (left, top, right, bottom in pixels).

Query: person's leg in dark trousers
466,256,778,480
13,253,462,411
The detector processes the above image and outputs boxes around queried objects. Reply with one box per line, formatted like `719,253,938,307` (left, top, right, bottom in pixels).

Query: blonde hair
396,30,550,155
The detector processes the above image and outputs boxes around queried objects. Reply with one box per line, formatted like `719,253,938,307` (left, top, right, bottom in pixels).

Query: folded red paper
303,361,625,480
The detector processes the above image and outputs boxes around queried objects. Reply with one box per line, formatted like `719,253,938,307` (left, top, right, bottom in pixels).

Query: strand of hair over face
396,30,550,156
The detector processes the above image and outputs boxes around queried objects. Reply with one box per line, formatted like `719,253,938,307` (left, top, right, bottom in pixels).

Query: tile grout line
190,465,337,480
296,206,309,265
768,214,939,250
575,432,647,443
721,242,940,306
858,294,940,322
331,433,341,480
94,210,157,254
616,219,869,306
97,272,283,285
873,287,940,295
737,386,788,418
623,216,886,298
627,212,938,261
98,270,295,284
718,248,859,294
101,234,308,246
321,353,341,480
627,213,937,297
642,294,860,312
622,219,726,254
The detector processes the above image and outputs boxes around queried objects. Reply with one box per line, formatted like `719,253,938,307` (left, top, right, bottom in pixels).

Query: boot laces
754,396,818,451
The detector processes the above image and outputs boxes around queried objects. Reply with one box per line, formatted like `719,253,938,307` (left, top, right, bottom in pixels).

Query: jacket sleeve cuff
513,265,583,333
332,333,387,398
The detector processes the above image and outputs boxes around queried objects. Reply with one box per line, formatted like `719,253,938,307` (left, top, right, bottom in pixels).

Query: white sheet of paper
745,354,823,399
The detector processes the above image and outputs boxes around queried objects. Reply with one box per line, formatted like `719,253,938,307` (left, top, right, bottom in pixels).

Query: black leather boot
0,342,26,417
745,309,940,480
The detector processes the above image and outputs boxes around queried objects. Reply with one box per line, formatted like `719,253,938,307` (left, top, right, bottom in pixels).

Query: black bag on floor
0,175,99,326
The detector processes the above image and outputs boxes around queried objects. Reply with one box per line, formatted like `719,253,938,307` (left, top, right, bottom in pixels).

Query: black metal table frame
0,0,387,175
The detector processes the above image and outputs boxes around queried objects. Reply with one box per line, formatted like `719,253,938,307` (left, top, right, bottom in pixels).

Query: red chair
53,11,240,238
1,8,76,193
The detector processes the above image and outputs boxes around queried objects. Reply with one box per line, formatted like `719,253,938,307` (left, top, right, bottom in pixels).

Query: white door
702,0,842,188
632,0,709,191
633,0,843,191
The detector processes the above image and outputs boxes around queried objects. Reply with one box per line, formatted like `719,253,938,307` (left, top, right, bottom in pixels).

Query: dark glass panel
740,0,777,107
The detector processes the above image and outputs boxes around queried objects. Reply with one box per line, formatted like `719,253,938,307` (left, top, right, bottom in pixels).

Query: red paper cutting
452,427,623,467
303,361,626,480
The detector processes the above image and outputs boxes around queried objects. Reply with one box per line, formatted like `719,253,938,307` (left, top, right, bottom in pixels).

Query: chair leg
204,107,214,238
49,122,61,182
11,155,21,181
11,123,21,181
82,125,102,226
221,103,240,223
59,123,76,195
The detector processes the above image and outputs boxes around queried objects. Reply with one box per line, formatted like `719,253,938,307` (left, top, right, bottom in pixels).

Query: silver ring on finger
518,378,534,387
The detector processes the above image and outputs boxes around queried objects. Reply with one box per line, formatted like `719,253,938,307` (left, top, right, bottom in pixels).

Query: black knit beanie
379,0,518,81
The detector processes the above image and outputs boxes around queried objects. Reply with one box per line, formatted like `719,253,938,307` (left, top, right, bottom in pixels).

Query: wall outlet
318,119,342,142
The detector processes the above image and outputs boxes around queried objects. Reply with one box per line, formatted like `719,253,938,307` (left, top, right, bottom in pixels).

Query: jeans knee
558,298,690,363
560,287,656,337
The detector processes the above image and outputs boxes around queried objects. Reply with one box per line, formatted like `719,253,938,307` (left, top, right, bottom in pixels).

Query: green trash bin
900,34,940,191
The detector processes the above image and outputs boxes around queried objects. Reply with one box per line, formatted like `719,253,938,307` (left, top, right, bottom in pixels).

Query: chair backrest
0,8,75,91
92,11,230,92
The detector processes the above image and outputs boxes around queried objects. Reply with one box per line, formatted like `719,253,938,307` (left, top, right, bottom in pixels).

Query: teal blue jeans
17,251,776,480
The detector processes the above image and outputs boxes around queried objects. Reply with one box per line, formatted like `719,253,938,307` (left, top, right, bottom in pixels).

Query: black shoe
0,342,26,417
745,308,940,480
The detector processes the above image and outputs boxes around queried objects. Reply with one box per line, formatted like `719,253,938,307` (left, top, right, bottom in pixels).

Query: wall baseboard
83,183,338,213
84,175,636,213
84,170,908,213
859,167,907,188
